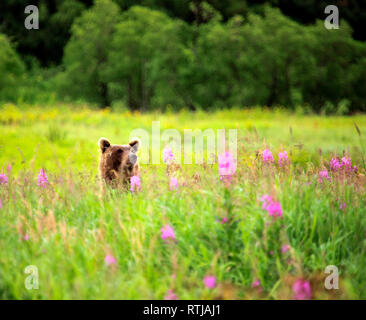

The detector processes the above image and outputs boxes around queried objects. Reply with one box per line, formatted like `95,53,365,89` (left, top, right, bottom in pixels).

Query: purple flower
278,151,289,166
262,149,274,163
0,173,8,185
105,254,117,266
169,177,179,190
163,145,175,163
261,195,273,209
203,276,216,289
24,234,29,241
161,225,175,241
130,175,141,192
220,217,228,224
318,170,330,182
341,156,352,171
293,279,312,300
218,152,236,178
251,280,261,288
330,158,342,171
260,195,283,218
37,169,48,188
164,290,178,300
281,244,290,253
339,202,346,210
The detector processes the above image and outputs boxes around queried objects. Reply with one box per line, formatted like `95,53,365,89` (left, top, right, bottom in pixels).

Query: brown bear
98,137,140,188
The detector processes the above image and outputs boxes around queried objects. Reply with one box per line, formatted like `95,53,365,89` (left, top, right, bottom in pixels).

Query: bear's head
98,137,140,184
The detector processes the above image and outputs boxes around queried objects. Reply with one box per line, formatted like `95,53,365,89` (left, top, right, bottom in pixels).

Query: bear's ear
98,138,111,153
129,138,140,152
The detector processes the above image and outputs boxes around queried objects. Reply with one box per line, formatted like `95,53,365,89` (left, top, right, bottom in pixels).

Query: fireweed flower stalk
163,145,175,164
318,170,330,182
293,279,312,300
330,155,357,174
130,175,141,192
341,156,357,173
330,157,342,171
260,194,283,219
203,276,216,289
218,152,236,182
164,290,178,300
169,177,179,190
37,169,48,188
105,254,117,266
278,151,289,167
0,173,8,185
262,149,274,164
161,224,175,242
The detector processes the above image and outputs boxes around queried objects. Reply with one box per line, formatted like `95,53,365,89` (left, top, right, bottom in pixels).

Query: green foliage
0,34,25,101
62,0,121,107
106,6,189,110
1,3,366,113
60,5,366,112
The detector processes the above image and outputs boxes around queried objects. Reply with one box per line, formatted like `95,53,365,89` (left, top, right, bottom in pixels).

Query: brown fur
98,137,140,189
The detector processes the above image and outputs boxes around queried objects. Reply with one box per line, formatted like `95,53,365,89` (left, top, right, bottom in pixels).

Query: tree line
0,0,365,112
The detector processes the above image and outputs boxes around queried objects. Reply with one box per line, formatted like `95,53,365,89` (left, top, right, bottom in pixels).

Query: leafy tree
0,34,25,101
106,6,189,110
62,0,120,107
294,19,366,112
0,0,87,66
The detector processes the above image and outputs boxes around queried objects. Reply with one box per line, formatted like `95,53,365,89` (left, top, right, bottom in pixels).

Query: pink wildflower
220,217,228,224
161,224,175,241
0,198,2,209
130,175,141,192
318,170,330,182
293,279,312,300
203,276,216,289
37,169,48,188
104,254,117,266
169,177,179,190
0,173,8,185
330,157,342,171
261,194,273,209
267,202,283,218
164,290,178,300
260,194,283,218
251,280,261,288
278,151,289,166
262,149,274,163
218,152,236,178
281,244,290,253
24,234,29,241
163,145,175,163
339,202,346,210
341,156,352,171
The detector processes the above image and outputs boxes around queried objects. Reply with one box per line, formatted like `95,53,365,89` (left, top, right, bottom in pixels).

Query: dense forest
1,0,366,112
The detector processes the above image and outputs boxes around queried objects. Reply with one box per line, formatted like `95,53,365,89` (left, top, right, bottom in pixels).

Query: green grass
0,103,366,299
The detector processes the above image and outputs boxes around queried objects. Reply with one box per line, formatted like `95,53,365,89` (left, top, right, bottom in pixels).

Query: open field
0,104,366,299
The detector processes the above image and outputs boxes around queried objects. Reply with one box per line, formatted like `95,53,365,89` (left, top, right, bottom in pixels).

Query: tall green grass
0,104,365,299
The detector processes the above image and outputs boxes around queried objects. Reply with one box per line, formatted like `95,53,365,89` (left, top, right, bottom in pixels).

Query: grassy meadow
0,103,366,299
